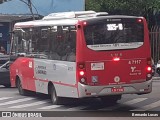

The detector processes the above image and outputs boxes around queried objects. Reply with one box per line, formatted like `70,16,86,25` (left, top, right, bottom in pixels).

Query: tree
19,0,35,20
85,0,160,28
86,0,160,15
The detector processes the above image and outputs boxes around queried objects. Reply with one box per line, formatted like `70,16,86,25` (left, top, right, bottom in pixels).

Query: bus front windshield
84,18,144,51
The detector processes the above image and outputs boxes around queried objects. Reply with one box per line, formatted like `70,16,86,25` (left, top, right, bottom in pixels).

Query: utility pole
28,0,35,20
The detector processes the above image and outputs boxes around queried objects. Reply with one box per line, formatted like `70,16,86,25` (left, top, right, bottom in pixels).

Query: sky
0,0,85,16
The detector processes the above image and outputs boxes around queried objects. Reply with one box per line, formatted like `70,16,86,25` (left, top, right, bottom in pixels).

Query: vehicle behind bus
10,11,152,104
0,54,10,87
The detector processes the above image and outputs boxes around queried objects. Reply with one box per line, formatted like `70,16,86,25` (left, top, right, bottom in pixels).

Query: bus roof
14,19,79,28
14,11,143,29
14,11,96,28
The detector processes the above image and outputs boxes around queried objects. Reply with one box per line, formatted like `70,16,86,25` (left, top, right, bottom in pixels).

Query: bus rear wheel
17,78,28,95
50,85,59,105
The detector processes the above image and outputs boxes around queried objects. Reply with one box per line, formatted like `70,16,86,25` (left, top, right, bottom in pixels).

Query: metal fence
150,26,160,64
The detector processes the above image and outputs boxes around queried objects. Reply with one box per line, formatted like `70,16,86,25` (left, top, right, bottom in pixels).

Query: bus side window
49,25,76,62
49,26,61,60
61,30,76,62
66,30,76,62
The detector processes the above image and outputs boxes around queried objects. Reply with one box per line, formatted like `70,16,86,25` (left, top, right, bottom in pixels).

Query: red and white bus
10,11,152,104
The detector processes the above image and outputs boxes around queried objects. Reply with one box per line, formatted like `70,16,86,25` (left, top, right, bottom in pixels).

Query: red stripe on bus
36,78,77,88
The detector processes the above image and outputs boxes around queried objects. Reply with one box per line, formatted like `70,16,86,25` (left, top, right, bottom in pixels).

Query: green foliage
86,0,160,16
86,0,160,28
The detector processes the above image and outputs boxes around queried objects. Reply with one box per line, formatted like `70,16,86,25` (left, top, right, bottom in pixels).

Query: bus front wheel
50,85,60,105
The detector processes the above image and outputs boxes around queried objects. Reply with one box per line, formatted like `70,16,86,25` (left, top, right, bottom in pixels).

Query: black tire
50,85,60,105
16,78,28,95
100,95,121,104
3,84,11,88
156,67,160,75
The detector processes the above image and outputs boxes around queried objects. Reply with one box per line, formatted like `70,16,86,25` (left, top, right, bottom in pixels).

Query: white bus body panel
34,59,78,98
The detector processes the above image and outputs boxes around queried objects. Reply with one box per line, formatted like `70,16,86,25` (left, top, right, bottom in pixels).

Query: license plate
111,87,124,92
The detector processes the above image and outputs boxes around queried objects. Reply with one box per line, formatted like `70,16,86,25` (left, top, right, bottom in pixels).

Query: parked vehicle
0,55,10,87
156,60,160,75
151,58,155,76
0,54,9,65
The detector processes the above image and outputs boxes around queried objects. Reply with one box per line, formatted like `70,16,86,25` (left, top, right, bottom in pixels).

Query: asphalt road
0,78,160,120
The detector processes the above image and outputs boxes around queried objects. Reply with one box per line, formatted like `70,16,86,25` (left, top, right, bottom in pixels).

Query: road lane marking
9,101,48,108
123,98,148,105
131,100,160,111
66,106,89,111
0,97,13,101
99,98,147,110
38,105,62,110
0,97,35,106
